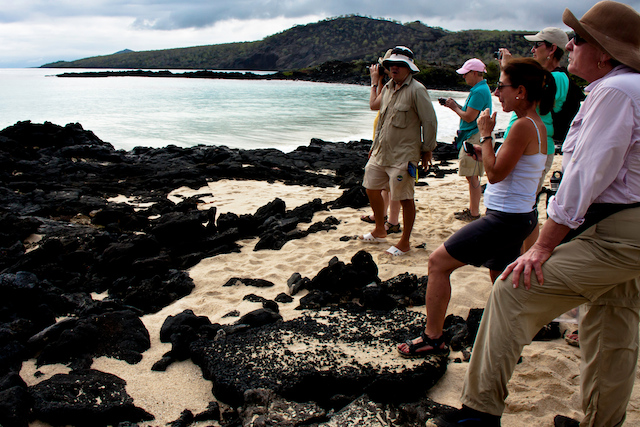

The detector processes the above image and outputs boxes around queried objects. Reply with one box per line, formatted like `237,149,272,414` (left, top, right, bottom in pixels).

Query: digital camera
463,141,476,157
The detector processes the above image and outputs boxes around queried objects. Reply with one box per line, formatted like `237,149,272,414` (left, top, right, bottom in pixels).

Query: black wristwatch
480,136,493,144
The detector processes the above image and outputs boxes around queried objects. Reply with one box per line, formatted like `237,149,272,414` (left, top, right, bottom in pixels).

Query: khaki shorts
458,132,484,177
363,160,415,201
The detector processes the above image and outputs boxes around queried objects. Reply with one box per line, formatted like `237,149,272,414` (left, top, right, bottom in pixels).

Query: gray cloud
5,0,640,31
123,0,640,32
3,0,640,67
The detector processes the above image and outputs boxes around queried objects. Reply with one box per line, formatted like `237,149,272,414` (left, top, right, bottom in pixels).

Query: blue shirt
457,80,492,147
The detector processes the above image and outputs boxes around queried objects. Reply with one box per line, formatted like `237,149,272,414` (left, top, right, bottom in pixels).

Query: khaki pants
461,207,640,426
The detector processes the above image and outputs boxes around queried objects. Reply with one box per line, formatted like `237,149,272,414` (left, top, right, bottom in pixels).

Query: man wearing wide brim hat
360,46,436,257
563,0,640,72
382,45,420,74
428,2,640,427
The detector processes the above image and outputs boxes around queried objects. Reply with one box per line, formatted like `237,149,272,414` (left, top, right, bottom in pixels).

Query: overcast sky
2,0,639,68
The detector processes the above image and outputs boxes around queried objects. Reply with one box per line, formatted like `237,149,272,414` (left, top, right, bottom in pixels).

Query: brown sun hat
562,1,640,72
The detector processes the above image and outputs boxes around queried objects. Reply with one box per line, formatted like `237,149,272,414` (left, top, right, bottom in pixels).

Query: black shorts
444,208,538,271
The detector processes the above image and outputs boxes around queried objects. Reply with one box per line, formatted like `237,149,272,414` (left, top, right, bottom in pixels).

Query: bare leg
467,176,481,217
362,190,390,222
381,190,390,219
387,199,401,226
424,244,467,337
393,198,415,252
365,189,387,239
397,244,465,354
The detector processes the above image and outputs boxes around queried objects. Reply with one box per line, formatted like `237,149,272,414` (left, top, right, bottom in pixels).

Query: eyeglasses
533,41,549,48
571,33,588,45
494,82,516,91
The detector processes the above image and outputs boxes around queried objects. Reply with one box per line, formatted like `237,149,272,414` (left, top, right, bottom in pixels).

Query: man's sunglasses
570,33,588,45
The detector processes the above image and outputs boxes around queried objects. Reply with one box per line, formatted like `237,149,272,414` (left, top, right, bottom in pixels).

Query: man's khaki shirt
370,74,437,166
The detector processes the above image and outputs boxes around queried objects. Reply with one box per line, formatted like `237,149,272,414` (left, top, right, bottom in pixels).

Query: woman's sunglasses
494,82,517,91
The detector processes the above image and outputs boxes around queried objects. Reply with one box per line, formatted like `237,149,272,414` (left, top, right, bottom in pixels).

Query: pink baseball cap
456,58,487,74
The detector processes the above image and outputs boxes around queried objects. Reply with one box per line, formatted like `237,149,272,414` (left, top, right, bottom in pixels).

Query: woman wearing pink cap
442,58,493,223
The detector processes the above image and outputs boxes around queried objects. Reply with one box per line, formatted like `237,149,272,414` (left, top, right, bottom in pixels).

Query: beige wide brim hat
563,1,640,72
383,54,420,74
382,46,420,74
378,49,393,67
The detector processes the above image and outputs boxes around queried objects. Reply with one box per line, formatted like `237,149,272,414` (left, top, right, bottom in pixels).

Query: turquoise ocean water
0,68,509,153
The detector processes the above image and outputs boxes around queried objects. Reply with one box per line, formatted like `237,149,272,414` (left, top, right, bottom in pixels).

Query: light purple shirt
548,66,640,229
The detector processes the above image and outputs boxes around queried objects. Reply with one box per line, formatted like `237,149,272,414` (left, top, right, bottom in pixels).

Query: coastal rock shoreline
0,120,467,426
54,60,471,91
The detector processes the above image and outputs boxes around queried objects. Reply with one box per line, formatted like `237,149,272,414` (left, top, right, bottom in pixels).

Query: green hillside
42,15,538,71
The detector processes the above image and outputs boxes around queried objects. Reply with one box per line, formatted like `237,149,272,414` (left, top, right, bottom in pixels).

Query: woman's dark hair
552,45,564,61
503,58,557,115
541,40,564,61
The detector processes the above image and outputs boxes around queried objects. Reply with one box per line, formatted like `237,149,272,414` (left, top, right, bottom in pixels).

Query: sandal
397,331,449,358
565,330,579,347
360,215,386,224
454,209,481,222
359,232,387,243
385,221,401,234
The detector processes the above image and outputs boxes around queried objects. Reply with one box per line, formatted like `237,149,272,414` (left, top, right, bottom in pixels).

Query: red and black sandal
397,331,449,358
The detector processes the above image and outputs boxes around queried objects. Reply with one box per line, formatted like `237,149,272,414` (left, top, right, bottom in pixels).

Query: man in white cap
443,58,492,222
524,26,584,150
359,46,437,257
499,27,571,186
499,26,585,251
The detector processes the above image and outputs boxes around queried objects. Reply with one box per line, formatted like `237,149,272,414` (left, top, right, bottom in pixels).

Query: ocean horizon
0,68,510,153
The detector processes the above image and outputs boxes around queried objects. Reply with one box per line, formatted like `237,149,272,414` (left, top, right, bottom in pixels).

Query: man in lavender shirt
429,2,640,427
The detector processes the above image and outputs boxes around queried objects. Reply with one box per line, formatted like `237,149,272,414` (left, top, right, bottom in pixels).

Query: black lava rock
29,369,154,427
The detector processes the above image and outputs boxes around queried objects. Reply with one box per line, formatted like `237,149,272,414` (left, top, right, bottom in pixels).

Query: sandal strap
406,331,446,353
421,331,446,348
385,221,401,232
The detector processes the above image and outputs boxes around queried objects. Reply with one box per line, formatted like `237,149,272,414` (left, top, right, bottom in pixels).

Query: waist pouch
563,202,640,243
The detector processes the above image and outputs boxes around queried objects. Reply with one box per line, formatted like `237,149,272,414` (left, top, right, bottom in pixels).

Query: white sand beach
20,156,640,426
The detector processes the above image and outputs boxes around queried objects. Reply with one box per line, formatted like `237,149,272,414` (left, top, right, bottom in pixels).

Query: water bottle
550,171,562,192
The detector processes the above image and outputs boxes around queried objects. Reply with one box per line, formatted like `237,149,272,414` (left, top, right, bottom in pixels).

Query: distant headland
42,15,548,89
